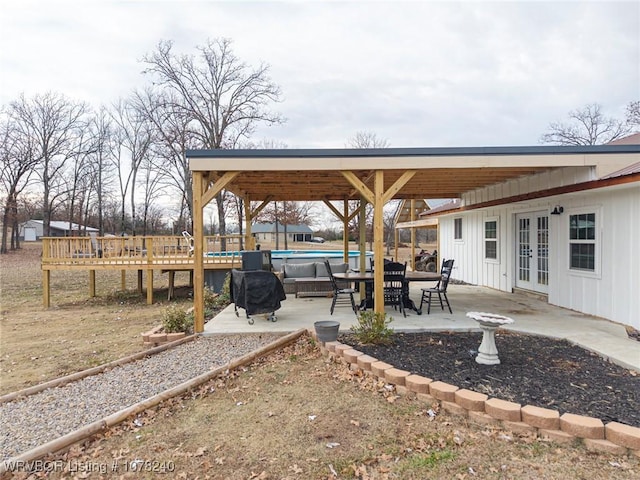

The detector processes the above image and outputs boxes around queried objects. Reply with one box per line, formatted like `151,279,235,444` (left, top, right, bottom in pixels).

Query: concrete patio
204,282,640,371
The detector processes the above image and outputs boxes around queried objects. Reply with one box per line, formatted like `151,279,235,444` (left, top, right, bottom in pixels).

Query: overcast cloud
1,0,638,148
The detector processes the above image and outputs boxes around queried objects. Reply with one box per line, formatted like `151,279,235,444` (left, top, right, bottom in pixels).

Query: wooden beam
342,171,375,204
349,171,375,199
410,199,416,269
359,198,367,302
373,171,385,313
244,196,254,251
250,196,273,220
342,199,349,263
395,228,399,263
168,271,175,300
323,199,345,221
42,241,51,307
193,171,205,333
89,270,96,297
146,269,154,305
202,171,239,206
43,270,50,308
382,170,416,204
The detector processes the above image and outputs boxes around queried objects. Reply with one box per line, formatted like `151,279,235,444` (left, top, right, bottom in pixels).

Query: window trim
567,207,601,278
484,216,499,263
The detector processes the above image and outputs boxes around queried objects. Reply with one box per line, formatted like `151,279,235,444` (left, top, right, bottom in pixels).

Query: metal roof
187,143,640,159
187,144,640,202
251,222,313,234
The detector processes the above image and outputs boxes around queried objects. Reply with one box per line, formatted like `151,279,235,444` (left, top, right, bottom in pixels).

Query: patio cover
187,144,640,332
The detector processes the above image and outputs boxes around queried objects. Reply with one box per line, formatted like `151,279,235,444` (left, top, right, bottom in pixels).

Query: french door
515,212,549,294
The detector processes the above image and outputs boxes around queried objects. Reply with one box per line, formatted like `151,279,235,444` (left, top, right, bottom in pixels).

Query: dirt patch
340,331,640,427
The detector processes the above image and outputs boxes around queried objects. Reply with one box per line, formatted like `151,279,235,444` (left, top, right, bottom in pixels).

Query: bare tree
346,131,390,149
88,106,117,235
132,88,197,232
109,97,153,235
8,92,88,236
540,103,631,145
60,122,97,234
0,112,39,252
138,153,167,235
141,38,284,242
626,100,640,129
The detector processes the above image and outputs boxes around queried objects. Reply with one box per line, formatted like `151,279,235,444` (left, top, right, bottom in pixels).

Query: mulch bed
339,330,640,427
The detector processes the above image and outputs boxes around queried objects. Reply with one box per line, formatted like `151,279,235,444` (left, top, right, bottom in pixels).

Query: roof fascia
188,150,640,172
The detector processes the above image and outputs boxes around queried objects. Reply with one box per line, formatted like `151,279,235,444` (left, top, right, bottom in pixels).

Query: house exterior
426,134,640,330
251,222,314,244
19,220,99,241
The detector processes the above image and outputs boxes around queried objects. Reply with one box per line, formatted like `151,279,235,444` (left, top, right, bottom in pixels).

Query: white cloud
1,0,638,147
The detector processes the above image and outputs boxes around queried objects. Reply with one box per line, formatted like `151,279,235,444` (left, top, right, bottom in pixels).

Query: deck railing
41,234,245,267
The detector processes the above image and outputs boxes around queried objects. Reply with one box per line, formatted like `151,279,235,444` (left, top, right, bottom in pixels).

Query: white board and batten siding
549,185,640,329
438,167,640,330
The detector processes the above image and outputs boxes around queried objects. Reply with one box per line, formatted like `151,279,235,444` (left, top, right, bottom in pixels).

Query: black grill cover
230,269,286,316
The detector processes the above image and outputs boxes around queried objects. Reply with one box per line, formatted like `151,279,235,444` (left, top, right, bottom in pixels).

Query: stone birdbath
466,312,514,365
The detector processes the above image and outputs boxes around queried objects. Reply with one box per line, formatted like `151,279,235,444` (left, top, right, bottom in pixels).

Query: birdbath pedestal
466,312,514,365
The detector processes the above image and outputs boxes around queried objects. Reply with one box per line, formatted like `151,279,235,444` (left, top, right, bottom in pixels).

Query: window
569,213,596,271
454,218,462,240
484,219,498,260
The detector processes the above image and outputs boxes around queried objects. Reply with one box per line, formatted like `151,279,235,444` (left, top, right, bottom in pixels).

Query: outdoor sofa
278,261,349,298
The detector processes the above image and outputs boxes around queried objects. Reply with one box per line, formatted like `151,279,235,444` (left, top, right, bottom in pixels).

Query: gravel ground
0,333,284,461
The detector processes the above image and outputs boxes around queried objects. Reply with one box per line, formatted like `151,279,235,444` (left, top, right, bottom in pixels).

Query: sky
1,0,638,149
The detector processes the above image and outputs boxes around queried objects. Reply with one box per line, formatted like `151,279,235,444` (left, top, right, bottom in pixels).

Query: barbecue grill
230,269,286,324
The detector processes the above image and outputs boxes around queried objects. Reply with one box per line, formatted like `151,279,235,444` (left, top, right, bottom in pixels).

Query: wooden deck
41,235,244,306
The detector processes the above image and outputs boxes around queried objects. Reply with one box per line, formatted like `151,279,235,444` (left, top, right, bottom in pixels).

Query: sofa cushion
315,261,349,277
282,262,316,279
314,261,329,278
331,262,349,274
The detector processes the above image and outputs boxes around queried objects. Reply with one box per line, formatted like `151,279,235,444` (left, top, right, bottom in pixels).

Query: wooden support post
410,199,416,270
168,271,175,300
43,270,50,308
437,221,441,272
89,270,96,297
137,270,143,293
359,198,367,301
146,238,154,304
193,171,205,333
343,199,349,264
121,270,126,291
244,196,254,251
42,240,51,307
373,171,385,314
146,269,154,305
395,228,399,263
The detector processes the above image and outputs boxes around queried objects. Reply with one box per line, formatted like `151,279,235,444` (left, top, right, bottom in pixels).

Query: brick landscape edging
312,332,640,456
141,325,188,347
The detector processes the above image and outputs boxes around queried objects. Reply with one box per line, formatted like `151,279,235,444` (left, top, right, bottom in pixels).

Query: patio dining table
333,270,441,314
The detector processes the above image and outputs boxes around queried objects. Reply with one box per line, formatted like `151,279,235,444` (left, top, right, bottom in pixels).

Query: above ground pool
206,249,373,270
271,249,373,270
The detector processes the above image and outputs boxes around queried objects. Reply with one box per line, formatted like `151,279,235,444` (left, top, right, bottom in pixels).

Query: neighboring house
19,220,99,241
422,133,640,330
251,222,314,244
